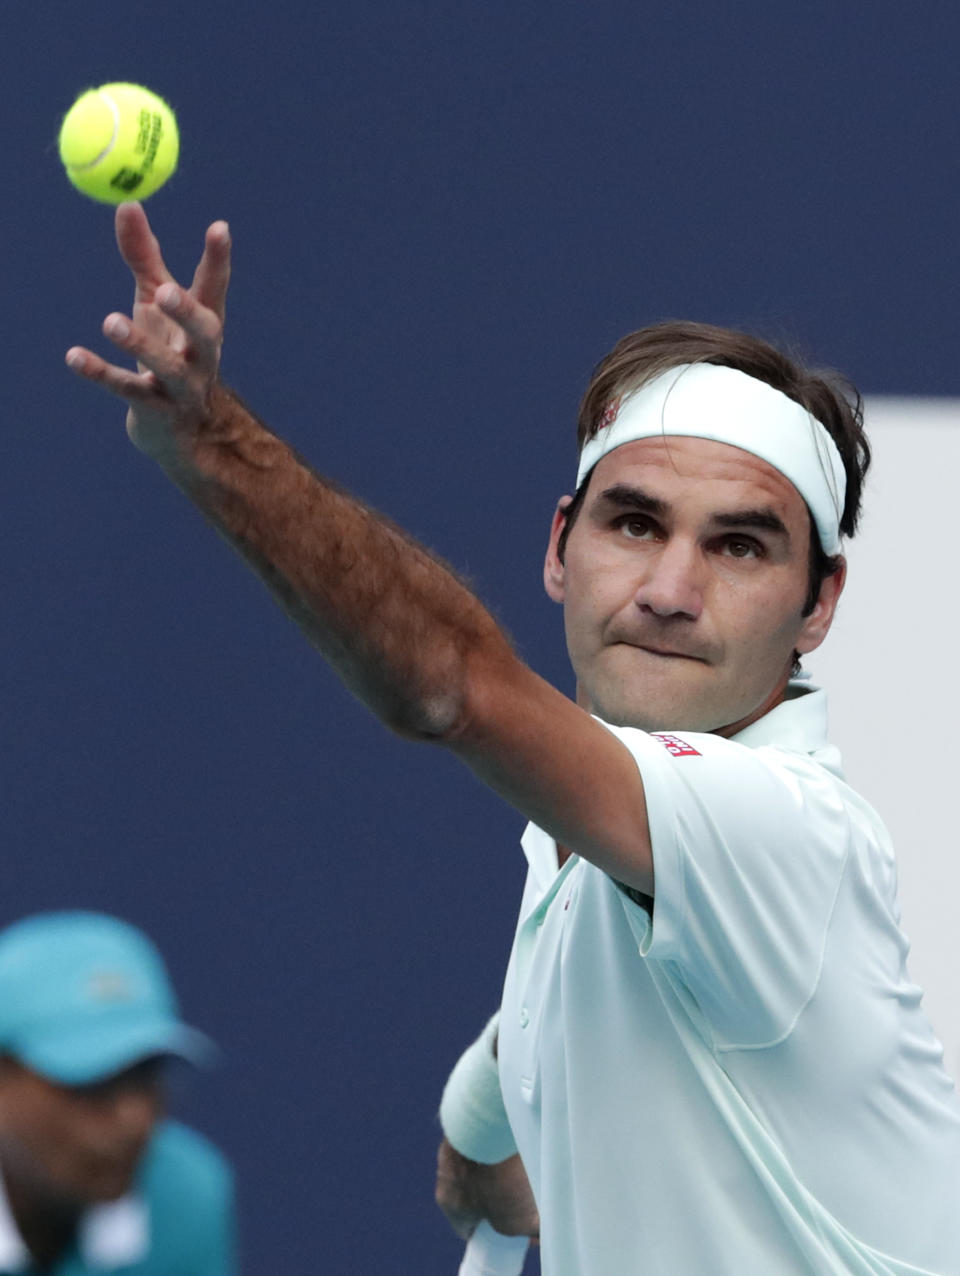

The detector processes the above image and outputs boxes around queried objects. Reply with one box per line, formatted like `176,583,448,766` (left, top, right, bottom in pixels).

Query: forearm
436,1014,537,1242
439,1012,516,1163
70,206,655,893
158,384,508,737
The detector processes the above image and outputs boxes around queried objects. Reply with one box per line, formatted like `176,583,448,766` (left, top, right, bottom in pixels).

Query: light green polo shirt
499,686,960,1274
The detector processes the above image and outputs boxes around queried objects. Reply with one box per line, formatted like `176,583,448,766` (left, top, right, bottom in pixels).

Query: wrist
146,384,282,486
439,1013,517,1164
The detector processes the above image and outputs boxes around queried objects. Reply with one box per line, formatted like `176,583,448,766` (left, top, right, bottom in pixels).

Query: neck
1,1162,82,1269
712,676,791,738
573,671,793,738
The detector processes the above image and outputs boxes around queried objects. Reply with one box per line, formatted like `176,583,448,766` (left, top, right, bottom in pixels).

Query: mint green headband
577,364,846,554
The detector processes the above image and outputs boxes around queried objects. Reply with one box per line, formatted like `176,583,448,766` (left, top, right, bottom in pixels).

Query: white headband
576,363,847,554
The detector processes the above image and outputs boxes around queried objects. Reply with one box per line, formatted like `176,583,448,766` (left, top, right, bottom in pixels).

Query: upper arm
173,1147,237,1276
604,724,851,1047
444,645,655,894
195,1170,238,1276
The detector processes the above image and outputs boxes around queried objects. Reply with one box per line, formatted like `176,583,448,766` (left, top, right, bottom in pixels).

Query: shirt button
519,1006,530,1028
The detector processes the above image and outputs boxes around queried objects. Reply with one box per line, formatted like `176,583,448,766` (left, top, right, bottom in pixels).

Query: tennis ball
59,82,179,204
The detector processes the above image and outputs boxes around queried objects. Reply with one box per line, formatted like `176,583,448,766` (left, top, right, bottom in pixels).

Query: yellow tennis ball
59,82,179,204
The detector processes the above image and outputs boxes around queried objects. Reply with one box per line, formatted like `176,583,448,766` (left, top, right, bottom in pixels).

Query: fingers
115,204,227,346
155,284,223,354
116,203,232,320
190,221,232,319
65,345,163,403
66,284,221,405
99,290,220,388
70,209,227,432
115,203,175,302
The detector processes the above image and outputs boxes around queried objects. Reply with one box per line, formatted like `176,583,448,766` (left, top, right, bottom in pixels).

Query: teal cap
0,912,215,1085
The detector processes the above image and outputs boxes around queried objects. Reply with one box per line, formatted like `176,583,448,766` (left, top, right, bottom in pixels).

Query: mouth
88,1161,141,1199
86,1143,146,1179
633,644,706,663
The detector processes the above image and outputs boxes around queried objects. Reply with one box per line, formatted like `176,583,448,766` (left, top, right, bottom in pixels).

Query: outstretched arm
66,205,654,894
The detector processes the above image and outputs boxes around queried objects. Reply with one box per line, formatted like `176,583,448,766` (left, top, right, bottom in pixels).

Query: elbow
384,624,512,745
385,688,467,742
377,647,475,743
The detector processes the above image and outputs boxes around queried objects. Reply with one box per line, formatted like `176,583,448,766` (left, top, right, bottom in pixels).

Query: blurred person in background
0,912,236,1275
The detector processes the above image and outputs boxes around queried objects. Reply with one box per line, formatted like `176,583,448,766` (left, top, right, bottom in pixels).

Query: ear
543,496,573,603
795,556,847,657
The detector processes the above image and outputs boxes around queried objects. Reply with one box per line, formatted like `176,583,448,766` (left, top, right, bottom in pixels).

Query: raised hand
66,202,231,465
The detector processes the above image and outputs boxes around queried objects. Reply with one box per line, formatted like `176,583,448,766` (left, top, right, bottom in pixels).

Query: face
0,1057,165,1205
544,436,845,734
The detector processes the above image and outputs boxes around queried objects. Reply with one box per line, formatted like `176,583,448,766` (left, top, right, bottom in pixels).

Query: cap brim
13,1016,218,1086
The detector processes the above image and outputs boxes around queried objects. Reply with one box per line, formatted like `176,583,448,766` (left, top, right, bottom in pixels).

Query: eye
720,536,762,560
615,515,658,541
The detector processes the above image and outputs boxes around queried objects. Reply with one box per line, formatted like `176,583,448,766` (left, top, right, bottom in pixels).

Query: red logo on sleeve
651,733,701,758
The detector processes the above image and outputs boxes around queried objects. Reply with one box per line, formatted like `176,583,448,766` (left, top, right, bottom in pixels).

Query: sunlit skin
0,1057,165,1263
544,436,846,735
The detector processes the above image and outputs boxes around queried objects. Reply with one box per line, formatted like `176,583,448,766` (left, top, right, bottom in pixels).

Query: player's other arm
66,206,654,895
436,1140,538,1241
436,1012,538,1244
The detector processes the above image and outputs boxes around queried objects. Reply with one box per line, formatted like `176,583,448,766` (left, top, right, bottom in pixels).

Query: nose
110,1086,161,1145
633,538,704,621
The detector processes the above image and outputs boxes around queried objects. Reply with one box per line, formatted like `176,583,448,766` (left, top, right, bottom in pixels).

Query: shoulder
601,720,843,822
139,1119,234,1218
601,721,853,937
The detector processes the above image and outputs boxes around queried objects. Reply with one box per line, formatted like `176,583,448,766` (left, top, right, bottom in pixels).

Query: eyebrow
595,484,669,518
712,509,790,540
595,483,791,542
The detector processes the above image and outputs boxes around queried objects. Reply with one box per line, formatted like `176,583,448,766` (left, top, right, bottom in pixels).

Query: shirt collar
0,1176,30,1273
0,1166,149,1271
78,1196,149,1268
729,679,838,769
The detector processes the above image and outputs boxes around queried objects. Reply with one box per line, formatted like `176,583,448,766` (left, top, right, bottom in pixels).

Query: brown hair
559,321,871,620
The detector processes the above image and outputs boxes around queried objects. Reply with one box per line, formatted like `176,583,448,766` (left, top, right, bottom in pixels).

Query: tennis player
66,203,960,1274
0,911,236,1274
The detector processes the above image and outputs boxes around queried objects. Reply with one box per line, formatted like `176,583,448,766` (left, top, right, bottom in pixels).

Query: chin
79,1159,141,1204
584,656,709,729
97,1176,135,1202
588,679,746,735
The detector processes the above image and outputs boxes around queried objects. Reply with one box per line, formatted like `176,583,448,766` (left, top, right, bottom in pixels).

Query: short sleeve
602,723,851,1049
194,1168,238,1276
140,1121,238,1276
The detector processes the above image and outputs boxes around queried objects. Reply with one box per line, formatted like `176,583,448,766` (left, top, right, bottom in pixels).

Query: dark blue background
4,2,958,1270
